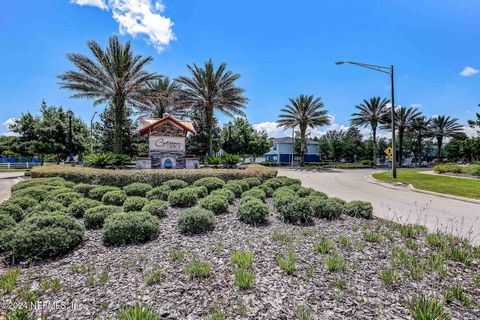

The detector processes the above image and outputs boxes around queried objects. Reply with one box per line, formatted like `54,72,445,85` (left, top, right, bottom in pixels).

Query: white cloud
71,0,108,10
459,66,479,77
72,0,175,52
463,126,478,138
0,118,18,137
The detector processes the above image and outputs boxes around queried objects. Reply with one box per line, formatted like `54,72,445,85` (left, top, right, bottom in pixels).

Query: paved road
278,168,480,245
0,172,25,203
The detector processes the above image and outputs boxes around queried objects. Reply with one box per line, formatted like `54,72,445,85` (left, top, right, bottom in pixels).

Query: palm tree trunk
206,106,214,157
398,129,404,166
416,135,422,166
300,127,306,167
113,98,125,154
436,136,443,162
371,126,377,165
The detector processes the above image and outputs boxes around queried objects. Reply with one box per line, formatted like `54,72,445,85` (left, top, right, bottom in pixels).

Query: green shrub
89,186,121,201
0,203,25,222
102,212,159,245
237,198,268,225
102,190,127,206
8,197,38,211
168,189,197,207
119,305,161,320
68,198,102,218
146,185,171,201
199,195,229,215
11,177,67,193
210,188,235,203
163,179,188,190
242,177,261,188
407,296,451,320
184,261,213,279
31,165,277,186
0,214,15,231
311,198,345,220
207,156,222,167
296,187,315,197
123,196,148,212
1,213,84,260
72,183,97,196
123,182,152,197
241,187,266,202
47,192,83,207
279,197,313,224
187,186,209,198
258,184,274,197
84,205,123,229
272,188,297,213
178,208,215,234
224,181,244,197
263,176,300,190
143,200,168,218
308,191,328,200
193,177,225,192
34,200,67,214
44,187,75,198
222,154,241,167
345,200,373,219
11,186,48,201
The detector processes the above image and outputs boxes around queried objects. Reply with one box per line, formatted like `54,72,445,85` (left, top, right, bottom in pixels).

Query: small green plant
169,249,186,261
99,270,109,283
338,235,350,247
472,274,480,285
378,268,398,284
119,305,161,320
363,231,381,243
334,277,347,290
86,275,95,287
70,261,95,274
209,242,225,253
398,224,427,239
444,284,472,308
39,278,61,293
272,229,295,244
314,237,334,254
233,268,255,290
145,268,162,285
427,253,447,276
185,261,213,279
234,303,247,316
231,250,253,269
405,238,419,250
276,249,296,275
408,259,426,280
296,306,314,320
17,285,36,304
407,295,451,320
425,233,449,249
306,266,315,279
0,268,20,294
325,253,348,272
448,247,473,265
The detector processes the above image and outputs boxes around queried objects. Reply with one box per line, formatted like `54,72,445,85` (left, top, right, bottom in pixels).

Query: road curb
369,174,480,205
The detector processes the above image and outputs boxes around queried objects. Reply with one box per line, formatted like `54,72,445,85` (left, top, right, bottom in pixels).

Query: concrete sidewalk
0,172,25,203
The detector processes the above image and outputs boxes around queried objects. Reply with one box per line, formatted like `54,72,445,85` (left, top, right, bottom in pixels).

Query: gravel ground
1,199,479,320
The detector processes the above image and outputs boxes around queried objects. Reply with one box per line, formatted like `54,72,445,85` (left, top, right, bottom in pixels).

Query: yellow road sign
384,147,393,159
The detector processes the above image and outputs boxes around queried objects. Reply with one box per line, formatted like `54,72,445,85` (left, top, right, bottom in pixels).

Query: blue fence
0,157,41,163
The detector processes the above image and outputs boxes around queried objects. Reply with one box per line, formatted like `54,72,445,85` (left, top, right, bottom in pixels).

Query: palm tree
429,115,463,162
176,59,248,156
58,36,157,154
350,97,390,164
277,94,330,166
382,106,422,165
409,116,431,166
135,77,187,119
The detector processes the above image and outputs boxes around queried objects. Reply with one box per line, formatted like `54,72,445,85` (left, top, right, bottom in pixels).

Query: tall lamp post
335,61,397,179
90,111,98,154
67,110,74,162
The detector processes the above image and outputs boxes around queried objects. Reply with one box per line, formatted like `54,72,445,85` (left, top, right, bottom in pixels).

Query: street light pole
335,60,397,179
90,111,98,154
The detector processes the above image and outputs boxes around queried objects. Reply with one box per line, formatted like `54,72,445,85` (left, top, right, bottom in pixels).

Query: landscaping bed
434,164,480,178
0,176,479,319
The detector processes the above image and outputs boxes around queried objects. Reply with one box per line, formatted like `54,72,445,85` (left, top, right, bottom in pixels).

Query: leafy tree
342,127,363,162
429,115,463,162
8,112,38,157
277,94,330,166
58,36,157,154
176,59,248,156
186,108,221,159
409,116,431,165
468,106,480,134
0,136,21,156
350,97,390,164
318,130,344,162
135,77,187,119
249,130,271,162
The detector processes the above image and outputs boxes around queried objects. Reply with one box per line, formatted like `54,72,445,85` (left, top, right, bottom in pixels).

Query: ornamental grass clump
345,200,373,219
68,198,102,218
123,196,148,212
199,195,229,215
143,200,168,218
89,186,121,201
168,188,197,207
407,295,451,320
237,198,268,225
102,212,159,245
123,182,153,197
276,249,296,275
102,190,127,206
84,205,123,229
119,305,161,320
184,261,212,279
178,208,215,234
193,177,225,193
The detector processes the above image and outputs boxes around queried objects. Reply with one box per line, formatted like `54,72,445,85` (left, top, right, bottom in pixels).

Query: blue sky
1,0,479,138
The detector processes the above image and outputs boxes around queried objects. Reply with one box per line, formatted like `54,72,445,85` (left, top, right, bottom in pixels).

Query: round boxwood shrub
242,188,266,202
258,184,274,198
45,187,75,198
199,195,229,215
193,177,225,193
68,198,102,218
164,179,188,190
224,182,244,197
123,183,153,197
210,188,235,203
229,179,250,192
168,189,197,207
311,198,345,220
241,177,261,188
263,176,300,190
102,190,127,206
143,200,168,218
146,185,171,201
187,186,209,198
308,191,328,200
0,214,15,231
273,188,297,213
102,211,160,245
12,186,48,201
73,183,98,196
1,213,84,260
280,196,313,224
296,187,315,197
345,200,373,219
89,186,121,201
84,205,123,229
123,196,148,212
8,196,38,211
47,192,83,207
0,202,25,222
178,208,215,234
34,201,67,215
237,198,268,225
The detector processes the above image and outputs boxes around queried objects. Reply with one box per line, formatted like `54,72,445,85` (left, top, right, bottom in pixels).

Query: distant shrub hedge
31,165,276,186
434,163,480,176
102,212,159,245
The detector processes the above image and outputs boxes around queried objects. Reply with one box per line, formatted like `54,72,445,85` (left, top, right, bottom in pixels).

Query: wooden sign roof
139,115,196,136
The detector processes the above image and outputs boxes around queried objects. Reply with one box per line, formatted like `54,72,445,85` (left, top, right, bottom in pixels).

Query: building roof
272,137,318,145
139,115,196,136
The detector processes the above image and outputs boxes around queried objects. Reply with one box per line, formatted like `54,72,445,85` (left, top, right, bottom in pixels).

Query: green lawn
0,169,26,173
372,170,480,200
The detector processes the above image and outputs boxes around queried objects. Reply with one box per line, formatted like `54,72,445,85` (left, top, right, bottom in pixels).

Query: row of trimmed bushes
30,164,277,186
433,163,480,176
